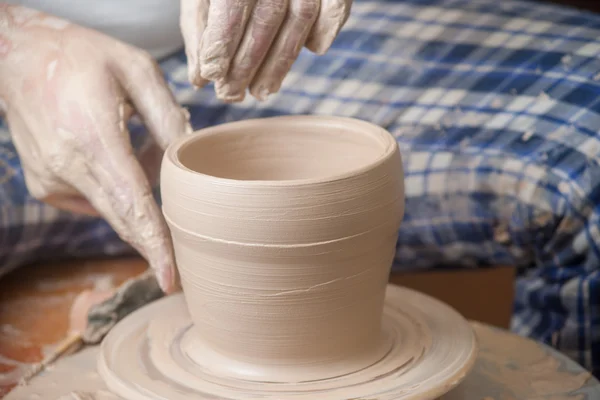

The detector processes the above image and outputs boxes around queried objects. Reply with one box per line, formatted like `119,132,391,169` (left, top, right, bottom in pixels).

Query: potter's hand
181,0,352,102
0,5,191,293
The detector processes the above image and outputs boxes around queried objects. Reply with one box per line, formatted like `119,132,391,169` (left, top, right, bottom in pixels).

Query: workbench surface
0,258,146,397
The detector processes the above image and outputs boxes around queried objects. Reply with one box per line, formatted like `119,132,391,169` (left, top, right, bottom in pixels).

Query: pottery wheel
97,284,477,400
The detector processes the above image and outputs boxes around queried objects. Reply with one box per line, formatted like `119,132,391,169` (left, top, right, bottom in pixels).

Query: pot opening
177,120,390,181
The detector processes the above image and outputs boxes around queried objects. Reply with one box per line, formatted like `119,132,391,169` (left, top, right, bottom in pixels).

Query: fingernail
221,92,245,103
192,77,210,89
186,50,200,82
151,257,173,293
181,108,193,135
215,81,245,103
157,265,174,294
309,39,330,55
250,84,274,101
307,29,338,55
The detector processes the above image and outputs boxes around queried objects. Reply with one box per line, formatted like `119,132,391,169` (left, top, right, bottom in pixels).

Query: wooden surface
390,266,515,329
0,258,514,397
0,258,147,397
547,0,600,12
6,321,598,399
445,322,598,399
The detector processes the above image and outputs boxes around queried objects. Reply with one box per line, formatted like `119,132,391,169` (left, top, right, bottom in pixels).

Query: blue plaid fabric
1,0,600,375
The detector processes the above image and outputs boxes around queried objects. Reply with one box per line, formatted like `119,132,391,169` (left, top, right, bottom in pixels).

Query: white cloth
5,0,184,59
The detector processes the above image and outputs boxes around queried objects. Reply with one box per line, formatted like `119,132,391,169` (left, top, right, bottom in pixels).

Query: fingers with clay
59,75,180,295
250,0,319,100
215,0,288,102
0,6,191,293
181,0,352,102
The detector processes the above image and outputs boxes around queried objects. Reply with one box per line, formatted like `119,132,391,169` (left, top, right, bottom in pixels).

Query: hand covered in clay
0,5,191,293
181,0,352,102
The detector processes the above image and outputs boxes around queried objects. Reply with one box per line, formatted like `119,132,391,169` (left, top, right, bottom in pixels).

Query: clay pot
161,116,404,382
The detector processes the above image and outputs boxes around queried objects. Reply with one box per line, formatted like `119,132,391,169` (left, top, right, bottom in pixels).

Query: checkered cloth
1,0,599,375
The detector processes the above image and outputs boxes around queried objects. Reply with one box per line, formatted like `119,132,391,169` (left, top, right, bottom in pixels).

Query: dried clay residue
470,322,591,399
0,353,29,386
56,390,120,400
0,33,12,57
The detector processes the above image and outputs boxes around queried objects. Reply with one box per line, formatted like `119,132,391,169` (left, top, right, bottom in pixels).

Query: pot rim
164,115,398,187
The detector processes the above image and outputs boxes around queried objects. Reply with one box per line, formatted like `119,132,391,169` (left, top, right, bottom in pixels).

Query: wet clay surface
0,258,146,397
95,285,477,399
5,318,598,399
453,322,594,400
160,116,405,383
